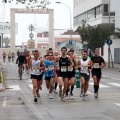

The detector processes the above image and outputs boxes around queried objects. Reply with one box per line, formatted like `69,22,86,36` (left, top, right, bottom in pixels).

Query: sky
0,0,73,45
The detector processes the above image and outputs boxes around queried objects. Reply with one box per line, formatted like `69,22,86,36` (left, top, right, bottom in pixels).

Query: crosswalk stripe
89,82,109,88
109,83,120,87
8,85,21,90
115,103,120,107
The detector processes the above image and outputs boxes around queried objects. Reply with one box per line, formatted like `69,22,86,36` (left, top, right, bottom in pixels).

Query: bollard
75,70,80,88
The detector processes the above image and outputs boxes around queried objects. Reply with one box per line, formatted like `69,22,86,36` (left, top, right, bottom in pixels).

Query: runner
91,49,106,98
78,50,91,100
66,50,77,99
2,51,6,63
78,49,91,97
11,52,15,62
30,50,43,102
53,51,59,94
8,52,11,63
55,47,74,102
36,51,45,97
44,52,55,99
26,51,31,74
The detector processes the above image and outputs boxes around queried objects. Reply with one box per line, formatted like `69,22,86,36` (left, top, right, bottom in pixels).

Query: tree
3,37,10,46
76,23,115,51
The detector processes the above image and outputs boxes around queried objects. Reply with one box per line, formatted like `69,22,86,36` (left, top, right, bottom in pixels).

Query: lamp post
55,2,72,43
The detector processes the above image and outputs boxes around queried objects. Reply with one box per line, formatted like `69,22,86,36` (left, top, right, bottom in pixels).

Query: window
42,46,47,49
104,4,108,12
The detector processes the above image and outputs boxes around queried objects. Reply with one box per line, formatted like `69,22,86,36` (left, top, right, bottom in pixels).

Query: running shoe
65,95,69,100
53,89,57,94
49,94,53,99
83,94,86,100
34,97,37,102
69,93,73,99
80,91,83,97
61,96,65,102
36,90,40,98
85,93,88,96
94,92,98,98
59,90,62,97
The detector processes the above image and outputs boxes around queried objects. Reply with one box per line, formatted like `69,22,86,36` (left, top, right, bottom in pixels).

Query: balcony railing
103,12,115,16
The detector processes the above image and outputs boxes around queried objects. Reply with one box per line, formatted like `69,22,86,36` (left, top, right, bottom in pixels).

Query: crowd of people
2,47,106,103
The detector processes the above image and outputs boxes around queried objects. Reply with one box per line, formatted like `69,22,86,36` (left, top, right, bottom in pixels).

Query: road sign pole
108,44,110,68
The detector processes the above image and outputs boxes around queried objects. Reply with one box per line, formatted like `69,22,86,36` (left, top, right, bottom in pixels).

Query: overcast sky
0,0,73,45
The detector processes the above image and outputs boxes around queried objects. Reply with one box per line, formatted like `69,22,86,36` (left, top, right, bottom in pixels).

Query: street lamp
55,2,72,43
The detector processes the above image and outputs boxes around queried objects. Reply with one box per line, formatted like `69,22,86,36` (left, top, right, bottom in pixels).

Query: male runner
79,51,91,100
91,49,106,98
55,47,74,102
26,51,31,74
30,50,43,102
66,50,77,99
44,52,55,99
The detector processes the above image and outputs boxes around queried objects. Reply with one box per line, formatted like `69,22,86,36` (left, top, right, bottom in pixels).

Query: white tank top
80,59,89,74
31,59,41,75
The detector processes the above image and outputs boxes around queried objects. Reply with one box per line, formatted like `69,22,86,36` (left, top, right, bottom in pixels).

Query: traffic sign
69,40,72,46
106,39,113,45
57,41,61,46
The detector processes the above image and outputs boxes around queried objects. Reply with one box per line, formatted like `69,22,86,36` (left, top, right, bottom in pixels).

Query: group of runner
2,51,15,63
28,47,106,103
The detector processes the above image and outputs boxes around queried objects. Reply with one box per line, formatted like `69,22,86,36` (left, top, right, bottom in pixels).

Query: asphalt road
0,61,120,120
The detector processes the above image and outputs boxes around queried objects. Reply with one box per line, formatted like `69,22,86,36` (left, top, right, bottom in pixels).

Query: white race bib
61,66,67,72
48,65,54,71
33,67,39,73
68,67,73,72
82,65,87,70
93,63,99,68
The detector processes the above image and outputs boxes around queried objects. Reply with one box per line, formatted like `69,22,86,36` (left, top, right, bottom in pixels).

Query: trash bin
75,70,80,88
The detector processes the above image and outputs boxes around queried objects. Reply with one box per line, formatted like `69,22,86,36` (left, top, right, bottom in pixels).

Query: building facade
73,0,120,62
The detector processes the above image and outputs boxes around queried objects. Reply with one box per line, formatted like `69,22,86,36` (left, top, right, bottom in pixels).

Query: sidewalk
102,63,120,80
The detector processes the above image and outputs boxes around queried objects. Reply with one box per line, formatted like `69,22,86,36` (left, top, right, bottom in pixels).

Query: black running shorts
92,70,101,79
31,74,43,81
80,73,90,81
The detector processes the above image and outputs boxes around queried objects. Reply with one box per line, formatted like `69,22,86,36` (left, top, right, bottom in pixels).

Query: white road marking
115,103,120,107
89,82,110,88
8,85,21,90
109,83,120,87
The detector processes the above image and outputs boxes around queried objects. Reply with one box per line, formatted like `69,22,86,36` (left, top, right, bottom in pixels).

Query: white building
73,0,120,62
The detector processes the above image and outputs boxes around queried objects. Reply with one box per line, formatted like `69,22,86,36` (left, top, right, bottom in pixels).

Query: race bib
61,66,67,72
68,67,73,72
48,65,54,71
33,67,39,73
93,63,99,68
82,65,87,70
